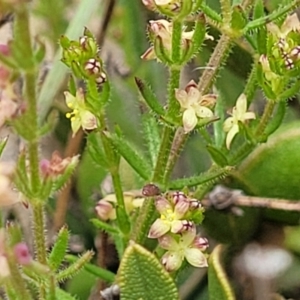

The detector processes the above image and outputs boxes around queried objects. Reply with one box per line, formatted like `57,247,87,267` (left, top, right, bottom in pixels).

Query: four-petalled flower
158,226,208,272
64,88,97,137
175,80,216,133
148,195,190,238
223,94,255,149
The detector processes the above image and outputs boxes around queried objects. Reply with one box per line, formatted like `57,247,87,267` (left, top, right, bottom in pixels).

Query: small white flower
175,80,216,133
223,94,255,149
158,226,208,272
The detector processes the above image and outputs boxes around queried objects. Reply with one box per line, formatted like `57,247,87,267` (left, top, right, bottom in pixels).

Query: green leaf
169,166,233,189
68,75,77,96
56,251,94,282
231,5,247,31
90,218,120,235
154,36,173,65
135,77,165,116
141,113,161,167
208,245,235,300
278,80,300,101
106,133,152,180
244,0,300,32
207,145,228,167
65,254,115,283
55,288,79,300
199,3,222,24
14,152,33,199
254,0,267,54
213,91,226,147
181,13,206,64
119,242,179,300
86,133,108,168
263,101,286,137
48,226,69,271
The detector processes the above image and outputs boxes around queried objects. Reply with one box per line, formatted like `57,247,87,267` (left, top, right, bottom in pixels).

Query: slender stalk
48,274,56,300
197,34,232,94
152,126,175,184
164,128,188,182
220,0,231,23
171,20,182,62
255,100,276,136
166,67,181,118
33,204,47,265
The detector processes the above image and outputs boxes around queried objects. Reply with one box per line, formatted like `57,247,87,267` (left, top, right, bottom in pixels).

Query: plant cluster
0,0,300,299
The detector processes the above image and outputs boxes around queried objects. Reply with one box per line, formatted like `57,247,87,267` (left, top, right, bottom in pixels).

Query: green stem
164,128,188,183
220,0,231,23
255,100,276,136
33,204,47,265
24,62,40,196
32,204,47,298
171,20,182,62
152,126,176,184
48,274,56,300
166,67,181,118
197,34,232,94
111,168,131,237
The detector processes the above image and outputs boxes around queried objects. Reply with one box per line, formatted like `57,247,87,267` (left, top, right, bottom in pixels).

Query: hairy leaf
119,242,179,300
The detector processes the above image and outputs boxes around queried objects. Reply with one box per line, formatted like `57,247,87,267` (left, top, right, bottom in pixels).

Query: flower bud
14,243,31,265
193,236,209,250
95,200,116,221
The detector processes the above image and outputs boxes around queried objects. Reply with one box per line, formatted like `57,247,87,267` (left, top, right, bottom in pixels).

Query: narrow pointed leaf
65,254,115,283
87,133,108,168
90,218,120,235
48,226,69,271
142,113,161,167
208,245,235,300
207,145,228,167
135,77,165,116
231,5,247,31
264,101,286,137
192,13,206,52
106,133,152,180
154,36,173,65
119,242,179,300
56,251,94,282
169,166,233,189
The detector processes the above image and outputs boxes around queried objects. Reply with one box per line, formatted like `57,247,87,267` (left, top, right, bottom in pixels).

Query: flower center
66,108,79,122
160,209,175,223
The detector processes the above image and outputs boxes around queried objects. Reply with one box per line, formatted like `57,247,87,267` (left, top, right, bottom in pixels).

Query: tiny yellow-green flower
64,88,97,137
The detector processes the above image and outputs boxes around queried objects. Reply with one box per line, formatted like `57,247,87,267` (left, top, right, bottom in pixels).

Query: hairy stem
197,34,232,94
32,203,47,298
255,100,276,136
